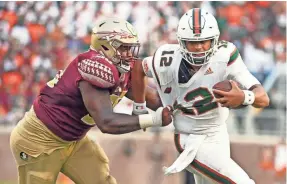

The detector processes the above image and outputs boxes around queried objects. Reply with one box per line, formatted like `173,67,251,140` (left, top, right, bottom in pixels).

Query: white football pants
174,124,255,184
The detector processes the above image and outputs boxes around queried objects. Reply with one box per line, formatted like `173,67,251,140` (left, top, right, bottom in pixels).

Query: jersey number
183,87,218,115
218,40,228,49
160,51,174,67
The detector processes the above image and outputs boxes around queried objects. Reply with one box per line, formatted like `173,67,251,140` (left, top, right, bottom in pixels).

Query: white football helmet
177,8,220,66
91,18,140,73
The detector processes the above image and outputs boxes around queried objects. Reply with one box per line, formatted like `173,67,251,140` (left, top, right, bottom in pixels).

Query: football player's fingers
163,106,173,117
215,98,228,104
229,80,240,90
213,89,228,96
166,105,174,112
221,102,228,107
220,101,229,107
165,106,175,118
166,113,173,123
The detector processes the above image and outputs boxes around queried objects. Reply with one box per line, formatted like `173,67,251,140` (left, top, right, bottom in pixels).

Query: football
212,80,232,98
212,80,247,109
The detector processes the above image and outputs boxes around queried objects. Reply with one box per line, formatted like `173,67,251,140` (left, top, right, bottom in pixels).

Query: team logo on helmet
188,14,206,34
20,152,28,161
97,31,135,41
126,22,138,37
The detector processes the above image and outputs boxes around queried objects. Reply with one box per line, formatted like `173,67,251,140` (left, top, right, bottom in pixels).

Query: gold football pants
10,107,116,184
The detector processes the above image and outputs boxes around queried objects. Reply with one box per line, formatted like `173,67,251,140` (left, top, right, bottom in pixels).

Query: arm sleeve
225,44,261,90
78,56,119,88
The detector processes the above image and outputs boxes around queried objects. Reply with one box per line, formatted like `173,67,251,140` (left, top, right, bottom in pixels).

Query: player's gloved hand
138,105,173,129
132,101,149,115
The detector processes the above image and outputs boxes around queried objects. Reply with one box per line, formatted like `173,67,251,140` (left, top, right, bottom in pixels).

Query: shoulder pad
217,40,235,52
216,41,240,65
226,42,240,66
152,44,180,85
78,54,119,88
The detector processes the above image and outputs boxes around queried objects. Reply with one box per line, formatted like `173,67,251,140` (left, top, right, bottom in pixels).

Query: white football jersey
143,41,260,134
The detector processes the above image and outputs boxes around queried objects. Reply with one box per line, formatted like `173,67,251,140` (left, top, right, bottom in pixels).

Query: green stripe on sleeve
228,49,239,66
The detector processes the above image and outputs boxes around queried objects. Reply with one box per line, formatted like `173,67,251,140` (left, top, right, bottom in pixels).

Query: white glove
138,107,164,129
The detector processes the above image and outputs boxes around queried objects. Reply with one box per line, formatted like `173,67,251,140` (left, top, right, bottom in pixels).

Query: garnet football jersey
33,48,130,141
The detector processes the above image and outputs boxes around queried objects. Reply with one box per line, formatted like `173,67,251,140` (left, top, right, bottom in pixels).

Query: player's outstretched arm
79,80,172,134
130,59,162,115
131,60,147,104
126,86,162,112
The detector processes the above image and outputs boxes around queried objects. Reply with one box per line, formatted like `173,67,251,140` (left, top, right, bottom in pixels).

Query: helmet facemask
177,36,219,66
109,39,140,73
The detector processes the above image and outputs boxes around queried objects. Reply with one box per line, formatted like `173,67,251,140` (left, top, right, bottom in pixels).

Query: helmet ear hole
101,45,109,51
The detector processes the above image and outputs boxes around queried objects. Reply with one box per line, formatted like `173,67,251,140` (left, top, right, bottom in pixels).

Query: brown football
212,80,247,109
212,80,232,98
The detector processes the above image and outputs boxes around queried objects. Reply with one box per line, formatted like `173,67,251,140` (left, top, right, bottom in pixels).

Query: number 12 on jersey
160,51,174,67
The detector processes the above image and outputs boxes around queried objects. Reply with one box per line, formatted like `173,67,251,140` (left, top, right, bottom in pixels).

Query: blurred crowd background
0,1,286,137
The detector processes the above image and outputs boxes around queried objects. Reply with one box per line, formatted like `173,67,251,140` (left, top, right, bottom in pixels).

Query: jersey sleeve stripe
152,50,161,89
227,48,239,66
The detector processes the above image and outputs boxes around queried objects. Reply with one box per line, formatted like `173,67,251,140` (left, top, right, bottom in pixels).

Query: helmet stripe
199,9,201,32
193,8,201,34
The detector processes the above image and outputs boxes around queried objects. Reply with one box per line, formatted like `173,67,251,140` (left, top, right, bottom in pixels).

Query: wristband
133,101,148,115
138,107,163,129
242,90,255,105
138,114,154,129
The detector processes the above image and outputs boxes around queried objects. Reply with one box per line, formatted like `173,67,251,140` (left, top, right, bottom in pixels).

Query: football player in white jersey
131,8,269,184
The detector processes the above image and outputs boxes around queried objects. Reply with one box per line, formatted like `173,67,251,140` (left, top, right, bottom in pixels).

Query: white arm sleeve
225,52,261,90
142,56,153,78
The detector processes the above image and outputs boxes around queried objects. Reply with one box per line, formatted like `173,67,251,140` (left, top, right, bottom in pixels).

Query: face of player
117,45,133,59
185,40,211,57
114,45,138,73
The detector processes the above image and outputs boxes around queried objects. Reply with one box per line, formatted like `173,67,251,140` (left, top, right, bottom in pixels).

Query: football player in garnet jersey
132,8,269,184
10,18,173,184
